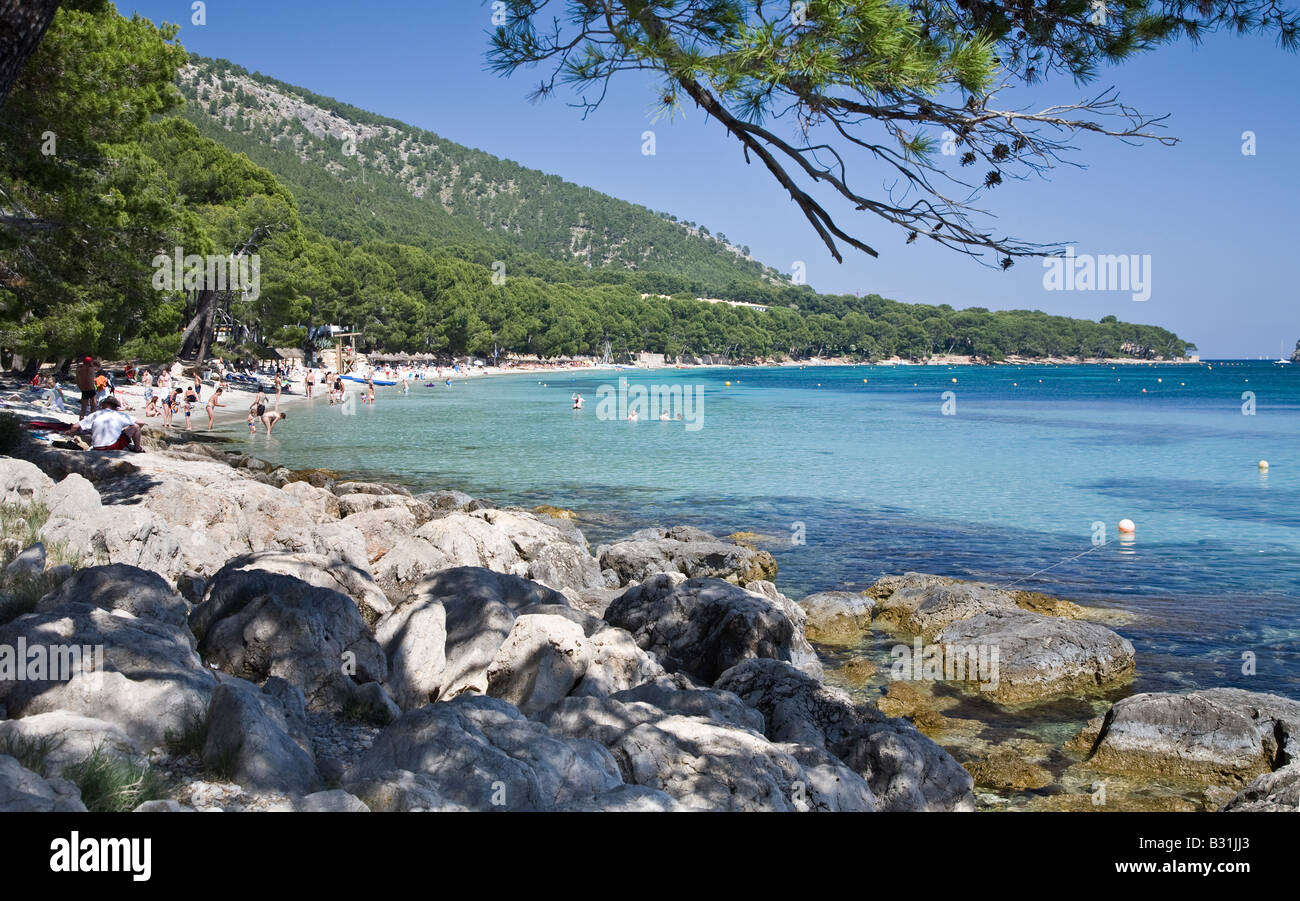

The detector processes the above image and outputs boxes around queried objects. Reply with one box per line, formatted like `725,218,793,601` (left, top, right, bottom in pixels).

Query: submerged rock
799,591,875,646
963,749,1053,792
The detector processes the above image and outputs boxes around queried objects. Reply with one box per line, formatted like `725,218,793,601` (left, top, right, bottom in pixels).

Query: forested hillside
0,6,1194,368
177,57,780,295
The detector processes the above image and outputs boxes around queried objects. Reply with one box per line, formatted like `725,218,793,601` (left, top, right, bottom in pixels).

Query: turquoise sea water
239,361,1300,701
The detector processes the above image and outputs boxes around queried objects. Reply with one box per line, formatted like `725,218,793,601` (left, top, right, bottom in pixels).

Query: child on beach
183,386,197,430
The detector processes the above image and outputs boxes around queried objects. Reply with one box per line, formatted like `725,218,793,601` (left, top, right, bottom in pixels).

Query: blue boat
342,374,397,386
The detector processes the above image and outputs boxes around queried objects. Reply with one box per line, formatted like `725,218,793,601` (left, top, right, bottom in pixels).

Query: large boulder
333,480,412,498
485,614,590,715
345,769,468,812
0,711,145,774
85,453,372,579
496,602,665,701
39,475,183,580
377,567,569,706
202,679,320,794
0,457,53,506
346,694,623,811
416,489,474,512
337,492,432,520
344,506,418,565
1221,763,1300,812
935,608,1135,703
0,598,216,749
36,564,189,628
557,784,684,812
1074,688,1300,787
542,691,876,811
571,622,665,699
598,525,778,586
372,509,603,601
0,755,86,812
205,551,392,624
715,658,975,811
191,566,386,712
604,574,822,683
280,480,341,520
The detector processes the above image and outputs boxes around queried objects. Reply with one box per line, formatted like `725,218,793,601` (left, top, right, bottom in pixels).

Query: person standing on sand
305,369,315,398
261,409,287,435
191,370,203,403
76,356,96,417
160,388,176,428
273,372,283,408
206,387,225,430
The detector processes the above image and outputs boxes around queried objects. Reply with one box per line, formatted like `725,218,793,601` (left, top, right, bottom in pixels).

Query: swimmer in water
627,408,638,422
572,394,583,410
659,410,670,422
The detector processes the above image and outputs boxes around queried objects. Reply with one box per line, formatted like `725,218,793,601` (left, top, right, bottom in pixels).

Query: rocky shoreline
0,431,1294,812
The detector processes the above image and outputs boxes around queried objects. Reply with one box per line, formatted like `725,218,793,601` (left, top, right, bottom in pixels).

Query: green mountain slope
177,56,779,294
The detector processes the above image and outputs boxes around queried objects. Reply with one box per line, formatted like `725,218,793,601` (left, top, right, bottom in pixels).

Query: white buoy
1258,460,1269,471
1118,519,1136,534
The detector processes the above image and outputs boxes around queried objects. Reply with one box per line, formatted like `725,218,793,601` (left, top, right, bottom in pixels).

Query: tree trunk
178,288,216,357
195,292,218,365
0,0,61,108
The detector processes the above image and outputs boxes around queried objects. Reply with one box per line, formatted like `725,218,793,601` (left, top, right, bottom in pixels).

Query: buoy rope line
995,543,1106,592
995,465,1270,593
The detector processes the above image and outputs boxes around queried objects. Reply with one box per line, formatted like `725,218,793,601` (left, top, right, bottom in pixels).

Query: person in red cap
75,356,96,417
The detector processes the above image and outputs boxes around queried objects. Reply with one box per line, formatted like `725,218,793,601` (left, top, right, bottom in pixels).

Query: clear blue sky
126,1,1299,357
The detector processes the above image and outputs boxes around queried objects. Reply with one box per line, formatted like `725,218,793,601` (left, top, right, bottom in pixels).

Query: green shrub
61,746,169,812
